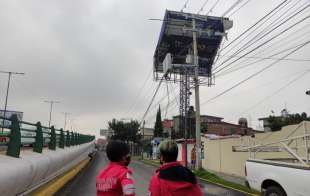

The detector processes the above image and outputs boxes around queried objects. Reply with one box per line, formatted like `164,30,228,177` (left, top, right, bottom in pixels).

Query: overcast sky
0,0,309,136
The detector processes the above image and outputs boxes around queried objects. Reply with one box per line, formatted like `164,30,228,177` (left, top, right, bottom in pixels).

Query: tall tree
267,112,310,131
154,106,163,137
108,119,140,142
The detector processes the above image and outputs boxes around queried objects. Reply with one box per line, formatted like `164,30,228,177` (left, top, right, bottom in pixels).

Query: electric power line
139,77,164,126
216,0,289,57
221,0,246,17
222,0,307,63
126,68,153,116
214,13,310,75
214,1,308,72
201,40,310,106
181,0,190,12
206,0,221,15
240,69,310,115
216,41,310,77
227,0,252,17
197,0,209,14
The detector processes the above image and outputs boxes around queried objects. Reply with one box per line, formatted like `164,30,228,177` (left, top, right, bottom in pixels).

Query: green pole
66,130,70,147
59,128,65,148
6,114,21,158
70,131,74,146
48,126,56,150
33,122,43,153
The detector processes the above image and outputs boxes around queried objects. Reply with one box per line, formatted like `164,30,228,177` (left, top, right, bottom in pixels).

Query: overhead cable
197,0,209,14
181,0,190,12
139,77,164,127
224,0,307,62
216,41,310,77
201,40,310,106
221,0,245,17
240,69,310,115
126,68,153,116
227,0,252,17
206,0,221,15
217,0,289,55
214,13,310,75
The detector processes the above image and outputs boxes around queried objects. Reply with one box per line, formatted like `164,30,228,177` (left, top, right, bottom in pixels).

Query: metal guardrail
0,114,95,158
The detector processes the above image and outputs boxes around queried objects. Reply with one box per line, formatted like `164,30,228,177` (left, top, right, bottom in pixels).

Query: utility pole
62,112,70,130
0,71,25,133
192,18,202,170
141,120,145,160
44,100,60,128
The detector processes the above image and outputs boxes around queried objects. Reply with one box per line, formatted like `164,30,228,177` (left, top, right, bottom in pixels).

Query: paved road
57,151,246,196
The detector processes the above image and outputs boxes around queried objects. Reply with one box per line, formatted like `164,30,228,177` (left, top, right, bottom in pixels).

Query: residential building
173,107,255,138
206,121,254,136
173,113,224,139
162,119,173,137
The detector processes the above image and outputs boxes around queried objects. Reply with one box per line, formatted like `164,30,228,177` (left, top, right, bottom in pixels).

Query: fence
0,114,95,158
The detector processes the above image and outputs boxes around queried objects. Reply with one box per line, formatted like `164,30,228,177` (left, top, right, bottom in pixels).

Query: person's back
96,140,135,196
148,140,202,196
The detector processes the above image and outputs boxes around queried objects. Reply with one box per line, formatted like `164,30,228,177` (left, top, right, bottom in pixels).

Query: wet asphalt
57,151,246,196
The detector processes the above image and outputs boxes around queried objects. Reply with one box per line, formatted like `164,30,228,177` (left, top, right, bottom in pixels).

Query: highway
57,151,246,196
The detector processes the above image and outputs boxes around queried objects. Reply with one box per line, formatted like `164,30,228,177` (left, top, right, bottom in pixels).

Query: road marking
30,158,90,196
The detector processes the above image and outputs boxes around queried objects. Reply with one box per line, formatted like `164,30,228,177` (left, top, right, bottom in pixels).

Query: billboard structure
153,10,233,83
153,10,233,168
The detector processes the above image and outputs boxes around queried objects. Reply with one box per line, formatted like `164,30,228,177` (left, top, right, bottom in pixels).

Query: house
206,121,255,136
172,106,255,138
162,119,173,137
173,113,224,139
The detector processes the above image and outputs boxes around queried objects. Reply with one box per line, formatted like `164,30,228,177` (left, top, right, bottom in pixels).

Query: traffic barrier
0,142,94,196
0,114,95,157
0,114,96,195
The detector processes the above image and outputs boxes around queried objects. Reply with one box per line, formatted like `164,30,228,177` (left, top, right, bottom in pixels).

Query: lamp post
44,100,60,128
62,112,70,130
0,71,25,133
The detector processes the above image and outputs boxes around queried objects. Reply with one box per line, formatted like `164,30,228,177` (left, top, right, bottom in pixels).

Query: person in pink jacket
148,140,202,196
96,140,135,196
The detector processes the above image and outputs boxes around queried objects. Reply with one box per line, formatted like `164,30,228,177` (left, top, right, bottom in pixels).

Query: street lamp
44,100,60,127
0,71,25,133
62,112,71,130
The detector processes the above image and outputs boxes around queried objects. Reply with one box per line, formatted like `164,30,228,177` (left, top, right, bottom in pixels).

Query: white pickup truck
245,158,310,196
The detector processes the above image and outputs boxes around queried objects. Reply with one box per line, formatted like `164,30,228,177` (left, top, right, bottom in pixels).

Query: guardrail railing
0,114,95,158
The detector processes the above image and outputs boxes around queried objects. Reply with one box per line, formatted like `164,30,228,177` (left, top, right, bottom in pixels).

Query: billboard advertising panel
153,10,233,77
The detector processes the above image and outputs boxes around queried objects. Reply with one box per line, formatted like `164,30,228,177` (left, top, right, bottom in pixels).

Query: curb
197,177,259,196
30,158,90,196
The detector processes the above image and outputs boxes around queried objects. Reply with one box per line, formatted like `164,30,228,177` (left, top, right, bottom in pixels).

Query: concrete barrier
0,142,94,196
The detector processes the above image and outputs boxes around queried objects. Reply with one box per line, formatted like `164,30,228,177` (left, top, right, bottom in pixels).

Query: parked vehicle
246,158,310,196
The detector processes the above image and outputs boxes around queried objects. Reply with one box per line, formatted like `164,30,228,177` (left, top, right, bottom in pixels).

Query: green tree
108,119,140,142
154,106,163,137
267,112,309,131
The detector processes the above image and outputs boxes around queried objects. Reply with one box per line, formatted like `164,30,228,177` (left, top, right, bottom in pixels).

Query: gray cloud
0,0,309,135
